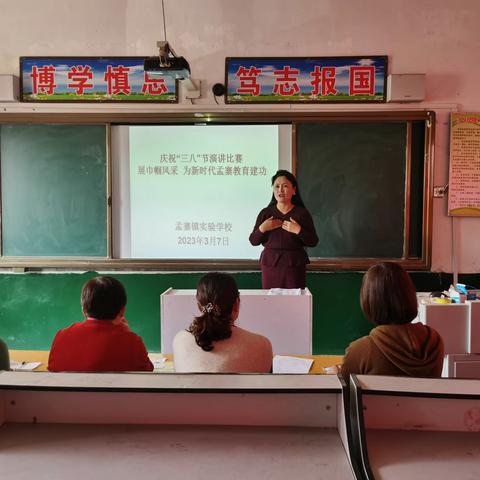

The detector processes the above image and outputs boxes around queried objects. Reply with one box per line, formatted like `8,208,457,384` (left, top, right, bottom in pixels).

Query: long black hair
187,272,239,351
268,169,305,207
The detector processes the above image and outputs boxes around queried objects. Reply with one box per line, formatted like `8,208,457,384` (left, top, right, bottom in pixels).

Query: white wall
1,0,479,272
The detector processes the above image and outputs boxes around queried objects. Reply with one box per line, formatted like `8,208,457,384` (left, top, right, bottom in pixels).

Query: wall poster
448,112,480,216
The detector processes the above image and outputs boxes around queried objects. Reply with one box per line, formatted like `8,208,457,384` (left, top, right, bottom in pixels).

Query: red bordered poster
448,112,480,216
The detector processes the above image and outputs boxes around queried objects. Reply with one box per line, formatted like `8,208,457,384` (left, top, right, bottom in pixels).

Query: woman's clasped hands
258,216,282,233
282,217,301,234
259,216,301,235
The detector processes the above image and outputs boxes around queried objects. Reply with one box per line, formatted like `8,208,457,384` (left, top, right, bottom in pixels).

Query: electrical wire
162,0,167,42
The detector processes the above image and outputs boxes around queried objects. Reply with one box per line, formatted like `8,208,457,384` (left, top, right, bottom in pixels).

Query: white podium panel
418,303,470,354
160,288,312,355
444,354,480,379
417,299,480,355
469,301,480,353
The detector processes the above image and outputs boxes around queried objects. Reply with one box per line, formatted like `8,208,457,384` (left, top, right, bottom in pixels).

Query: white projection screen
112,124,292,259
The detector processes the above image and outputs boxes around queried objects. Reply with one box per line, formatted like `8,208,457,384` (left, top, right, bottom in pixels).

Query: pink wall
0,0,479,272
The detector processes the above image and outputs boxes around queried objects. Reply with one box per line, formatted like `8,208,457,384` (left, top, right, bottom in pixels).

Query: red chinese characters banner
20,57,178,102
225,56,387,103
448,113,480,216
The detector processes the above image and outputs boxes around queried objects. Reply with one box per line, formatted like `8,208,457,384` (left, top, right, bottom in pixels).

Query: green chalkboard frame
0,110,433,270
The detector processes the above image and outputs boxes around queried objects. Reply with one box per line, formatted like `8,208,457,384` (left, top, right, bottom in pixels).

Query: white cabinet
418,299,480,378
418,303,470,354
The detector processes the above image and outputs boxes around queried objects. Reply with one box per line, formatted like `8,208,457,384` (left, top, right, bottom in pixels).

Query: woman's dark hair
188,272,239,351
268,169,305,207
360,262,418,326
81,276,127,320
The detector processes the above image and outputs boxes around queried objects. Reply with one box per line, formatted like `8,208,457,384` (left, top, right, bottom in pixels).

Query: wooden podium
160,288,312,355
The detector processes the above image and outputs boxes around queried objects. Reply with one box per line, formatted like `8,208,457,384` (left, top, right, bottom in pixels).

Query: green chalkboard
296,122,413,258
0,124,107,256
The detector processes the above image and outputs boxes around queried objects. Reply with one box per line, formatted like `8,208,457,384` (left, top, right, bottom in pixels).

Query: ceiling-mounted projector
144,41,191,80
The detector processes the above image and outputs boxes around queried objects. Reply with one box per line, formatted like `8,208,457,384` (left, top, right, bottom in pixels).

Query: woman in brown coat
341,262,444,381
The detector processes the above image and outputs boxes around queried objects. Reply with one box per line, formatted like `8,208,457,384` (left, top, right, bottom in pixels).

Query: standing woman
249,170,318,289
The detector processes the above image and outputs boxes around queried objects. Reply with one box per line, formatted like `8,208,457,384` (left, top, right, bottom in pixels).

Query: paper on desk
324,365,339,375
268,288,302,295
10,361,42,371
149,357,167,370
272,355,313,374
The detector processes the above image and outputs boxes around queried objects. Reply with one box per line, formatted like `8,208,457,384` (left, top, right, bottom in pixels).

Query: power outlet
182,79,201,99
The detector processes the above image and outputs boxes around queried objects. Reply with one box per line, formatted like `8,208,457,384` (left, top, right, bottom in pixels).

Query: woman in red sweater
48,276,153,372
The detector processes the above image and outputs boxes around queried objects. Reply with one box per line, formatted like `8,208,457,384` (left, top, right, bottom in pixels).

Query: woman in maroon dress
249,170,318,289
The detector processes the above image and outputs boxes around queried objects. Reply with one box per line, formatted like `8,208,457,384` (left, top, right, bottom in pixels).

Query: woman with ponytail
173,272,273,373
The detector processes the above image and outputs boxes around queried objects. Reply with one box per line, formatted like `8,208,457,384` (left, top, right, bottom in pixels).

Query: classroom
0,1,480,478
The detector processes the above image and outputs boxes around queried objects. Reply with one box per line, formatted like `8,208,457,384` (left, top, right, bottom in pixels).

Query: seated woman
0,337,10,371
48,276,153,372
341,262,444,381
173,272,273,373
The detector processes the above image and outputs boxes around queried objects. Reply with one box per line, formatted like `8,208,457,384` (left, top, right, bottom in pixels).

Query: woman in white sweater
173,272,273,373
